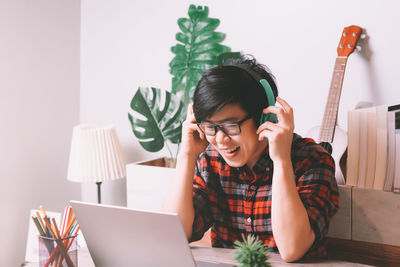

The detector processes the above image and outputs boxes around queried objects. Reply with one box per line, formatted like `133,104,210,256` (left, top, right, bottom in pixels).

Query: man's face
203,104,267,168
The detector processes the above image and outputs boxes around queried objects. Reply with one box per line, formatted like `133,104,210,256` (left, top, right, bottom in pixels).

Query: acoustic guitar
307,25,362,185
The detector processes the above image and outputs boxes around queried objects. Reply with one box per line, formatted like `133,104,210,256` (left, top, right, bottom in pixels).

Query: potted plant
126,4,235,210
234,234,271,267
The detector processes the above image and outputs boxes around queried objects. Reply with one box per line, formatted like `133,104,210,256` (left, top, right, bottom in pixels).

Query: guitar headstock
337,25,362,57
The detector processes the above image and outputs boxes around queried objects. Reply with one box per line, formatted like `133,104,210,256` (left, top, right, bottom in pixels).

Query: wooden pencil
43,217,75,267
36,211,49,237
39,205,48,217
32,216,45,236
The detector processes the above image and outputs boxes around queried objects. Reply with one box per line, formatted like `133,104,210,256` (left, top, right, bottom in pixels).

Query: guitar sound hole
319,142,333,154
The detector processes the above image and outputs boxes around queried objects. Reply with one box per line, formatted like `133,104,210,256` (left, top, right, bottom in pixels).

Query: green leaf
193,18,220,34
169,4,230,105
188,4,209,21
177,18,192,33
234,234,271,267
128,87,186,152
194,32,225,45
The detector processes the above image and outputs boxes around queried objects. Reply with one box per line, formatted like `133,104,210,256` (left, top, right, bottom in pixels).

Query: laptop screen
70,200,196,267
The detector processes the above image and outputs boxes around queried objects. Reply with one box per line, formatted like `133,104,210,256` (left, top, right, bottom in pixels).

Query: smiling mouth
222,146,240,153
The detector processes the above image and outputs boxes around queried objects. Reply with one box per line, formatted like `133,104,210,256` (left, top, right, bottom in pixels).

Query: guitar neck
319,56,348,143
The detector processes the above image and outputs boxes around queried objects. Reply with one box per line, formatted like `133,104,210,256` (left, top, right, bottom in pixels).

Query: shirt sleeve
294,140,339,257
189,157,214,243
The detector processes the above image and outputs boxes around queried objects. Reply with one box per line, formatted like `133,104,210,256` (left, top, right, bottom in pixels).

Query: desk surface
191,246,372,266
24,246,372,267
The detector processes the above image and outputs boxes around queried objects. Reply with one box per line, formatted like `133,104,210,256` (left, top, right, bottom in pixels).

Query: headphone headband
228,64,275,106
228,64,277,124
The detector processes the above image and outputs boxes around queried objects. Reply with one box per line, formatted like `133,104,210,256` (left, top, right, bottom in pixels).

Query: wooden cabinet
327,185,400,266
328,185,400,246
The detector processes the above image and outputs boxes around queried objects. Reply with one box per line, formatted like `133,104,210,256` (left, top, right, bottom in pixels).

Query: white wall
81,0,400,204
0,0,81,265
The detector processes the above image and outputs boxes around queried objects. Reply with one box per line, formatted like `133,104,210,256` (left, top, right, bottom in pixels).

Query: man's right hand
179,103,209,159
163,103,207,239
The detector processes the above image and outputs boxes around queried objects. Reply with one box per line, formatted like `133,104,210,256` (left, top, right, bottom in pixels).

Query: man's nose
215,126,230,143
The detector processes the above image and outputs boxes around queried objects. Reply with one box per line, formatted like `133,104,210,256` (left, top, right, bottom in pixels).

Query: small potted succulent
234,234,271,267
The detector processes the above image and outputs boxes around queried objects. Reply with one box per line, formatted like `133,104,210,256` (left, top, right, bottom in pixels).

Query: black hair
193,55,278,126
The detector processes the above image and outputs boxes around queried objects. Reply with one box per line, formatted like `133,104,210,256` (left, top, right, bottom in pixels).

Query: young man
162,56,339,262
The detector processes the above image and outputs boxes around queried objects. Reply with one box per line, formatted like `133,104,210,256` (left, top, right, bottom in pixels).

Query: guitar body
307,126,347,185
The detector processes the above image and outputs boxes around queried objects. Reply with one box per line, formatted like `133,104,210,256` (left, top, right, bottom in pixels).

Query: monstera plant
128,4,232,161
170,5,230,105
128,87,186,154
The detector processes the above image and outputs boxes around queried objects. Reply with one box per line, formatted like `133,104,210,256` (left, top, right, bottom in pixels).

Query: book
393,111,400,192
347,104,391,190
373,105,389,190
384,104,400,191
346,109,361,186
347,104,400,190
357,107,376,188
346,102,374,187
365,110,377,189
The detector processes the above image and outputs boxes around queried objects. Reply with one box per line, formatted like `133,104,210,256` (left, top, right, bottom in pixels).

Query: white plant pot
126,157,176,211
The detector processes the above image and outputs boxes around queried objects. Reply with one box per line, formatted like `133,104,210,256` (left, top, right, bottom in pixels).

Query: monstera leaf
128,87,186,152
169,4,230,105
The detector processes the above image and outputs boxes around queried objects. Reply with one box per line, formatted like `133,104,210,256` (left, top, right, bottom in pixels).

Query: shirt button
266,167,270,171
247,217,252,223
250,185,256,191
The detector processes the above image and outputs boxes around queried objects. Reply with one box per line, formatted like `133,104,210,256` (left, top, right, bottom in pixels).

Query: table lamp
67,124,126,203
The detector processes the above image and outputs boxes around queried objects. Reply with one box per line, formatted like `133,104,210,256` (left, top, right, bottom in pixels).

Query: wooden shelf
328,185,400,246
327,185,400,266
327,237,400,266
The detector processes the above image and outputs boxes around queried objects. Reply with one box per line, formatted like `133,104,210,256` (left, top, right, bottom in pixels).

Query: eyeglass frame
196,114,253,137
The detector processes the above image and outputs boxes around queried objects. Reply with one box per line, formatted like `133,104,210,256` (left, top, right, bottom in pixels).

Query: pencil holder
38,235,78,267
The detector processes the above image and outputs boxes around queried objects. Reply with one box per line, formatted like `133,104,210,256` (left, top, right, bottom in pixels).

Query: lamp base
96,182,102,204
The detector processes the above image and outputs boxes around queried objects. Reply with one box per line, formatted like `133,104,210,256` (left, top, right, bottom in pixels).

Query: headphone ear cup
260,113,277,125
259,79,278,125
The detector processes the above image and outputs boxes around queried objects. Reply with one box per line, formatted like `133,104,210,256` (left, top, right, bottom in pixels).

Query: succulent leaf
234,234,271,267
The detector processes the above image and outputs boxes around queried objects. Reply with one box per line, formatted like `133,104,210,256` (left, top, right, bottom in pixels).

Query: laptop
70,201,233,267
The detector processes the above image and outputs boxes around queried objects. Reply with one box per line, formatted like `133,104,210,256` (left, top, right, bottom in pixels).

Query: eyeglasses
197,115,252,136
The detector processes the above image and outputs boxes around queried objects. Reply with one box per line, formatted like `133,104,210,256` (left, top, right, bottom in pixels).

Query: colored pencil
32,216,45,236
64,215,76,238
60,206,68,236
41,212,74,267
34,205,79,267
40,205,48,217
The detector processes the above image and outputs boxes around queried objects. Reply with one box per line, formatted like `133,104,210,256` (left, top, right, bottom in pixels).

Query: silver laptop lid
70,200,196,267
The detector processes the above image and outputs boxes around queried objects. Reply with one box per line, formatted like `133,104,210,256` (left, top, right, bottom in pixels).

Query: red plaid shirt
190,134,339,258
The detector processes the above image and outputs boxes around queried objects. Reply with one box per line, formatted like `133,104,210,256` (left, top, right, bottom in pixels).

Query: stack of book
346,104,400,192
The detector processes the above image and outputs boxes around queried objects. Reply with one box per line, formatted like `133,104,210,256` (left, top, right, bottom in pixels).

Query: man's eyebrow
203,117,240,123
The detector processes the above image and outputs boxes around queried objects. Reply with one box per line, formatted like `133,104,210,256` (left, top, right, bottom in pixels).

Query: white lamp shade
67,124,126,183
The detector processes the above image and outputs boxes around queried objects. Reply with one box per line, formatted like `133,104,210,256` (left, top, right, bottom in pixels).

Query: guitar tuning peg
356,45,362,52
360,33,367,39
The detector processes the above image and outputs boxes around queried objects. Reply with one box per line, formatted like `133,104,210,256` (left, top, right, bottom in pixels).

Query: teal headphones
232,65,278,125
258,79,278,124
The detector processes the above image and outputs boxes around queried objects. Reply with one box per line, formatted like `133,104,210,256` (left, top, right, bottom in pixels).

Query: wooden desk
24,246,372,266
191,246,372,266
